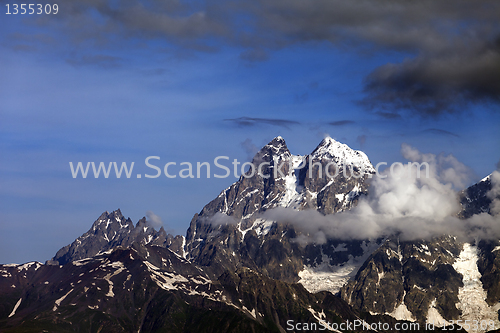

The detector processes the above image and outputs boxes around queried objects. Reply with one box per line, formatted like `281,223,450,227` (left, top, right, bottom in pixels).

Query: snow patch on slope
298,240,380,294
103,261,126,297
144,261,189,291
298,260,355,295
8,298,22,318
279,155,305,208
452,243,500,332
251,218,274,237
53,289,73,311
426,299,447,326
390,299,415,322
16,262,42,271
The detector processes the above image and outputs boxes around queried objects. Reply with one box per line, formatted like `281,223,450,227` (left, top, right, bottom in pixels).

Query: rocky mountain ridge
49,209,186,266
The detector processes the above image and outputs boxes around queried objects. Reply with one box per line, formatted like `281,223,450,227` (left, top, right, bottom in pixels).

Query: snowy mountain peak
312,136,375,173
265,136,288,150
252,136,291,164
480,173,492,183
49,211,159,265
97,209,122,221
92,209,131,230
274,135,284,141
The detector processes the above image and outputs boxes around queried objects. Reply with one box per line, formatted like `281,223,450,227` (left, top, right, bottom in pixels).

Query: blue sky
1,0,499,264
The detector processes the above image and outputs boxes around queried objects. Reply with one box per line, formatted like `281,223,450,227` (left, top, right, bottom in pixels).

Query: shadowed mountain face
1,243,370,333
1,137,498,332
459,176,494,219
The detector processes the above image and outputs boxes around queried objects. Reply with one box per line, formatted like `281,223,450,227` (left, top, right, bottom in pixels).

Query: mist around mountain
1,136,499,332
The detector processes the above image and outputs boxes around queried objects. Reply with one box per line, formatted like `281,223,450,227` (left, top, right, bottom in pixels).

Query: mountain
1,136,498,332
184,136,378,284
49,209,186,265
182,138,500,329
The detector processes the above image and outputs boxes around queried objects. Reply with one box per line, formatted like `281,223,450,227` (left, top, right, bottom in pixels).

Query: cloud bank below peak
260,145,500,244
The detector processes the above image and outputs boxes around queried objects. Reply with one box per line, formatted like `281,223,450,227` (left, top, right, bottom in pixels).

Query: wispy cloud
146,211,163,229
422,128,460,138
329,120,355,126
224,117,300,128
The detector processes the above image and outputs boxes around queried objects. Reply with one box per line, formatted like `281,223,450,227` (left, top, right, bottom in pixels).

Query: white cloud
202,212,238,226
146,210,163,229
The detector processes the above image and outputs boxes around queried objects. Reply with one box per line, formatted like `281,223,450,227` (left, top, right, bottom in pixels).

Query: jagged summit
264,136,286,148
264,136,288,151
135,216,148,228
272,135,285,142
248,137,292,169
96,209,123,222
49,210,184,265
92,209,131,230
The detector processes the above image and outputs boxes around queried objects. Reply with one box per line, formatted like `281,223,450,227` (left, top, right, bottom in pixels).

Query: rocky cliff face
341,237,464,321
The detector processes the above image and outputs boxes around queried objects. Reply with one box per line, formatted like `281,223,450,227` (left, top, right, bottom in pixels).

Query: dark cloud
9,33,55,53
422,128,460,138
329,120,355,126
224,117,300,128
55,0,230,46
31,0,500,115
361,38,500,116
